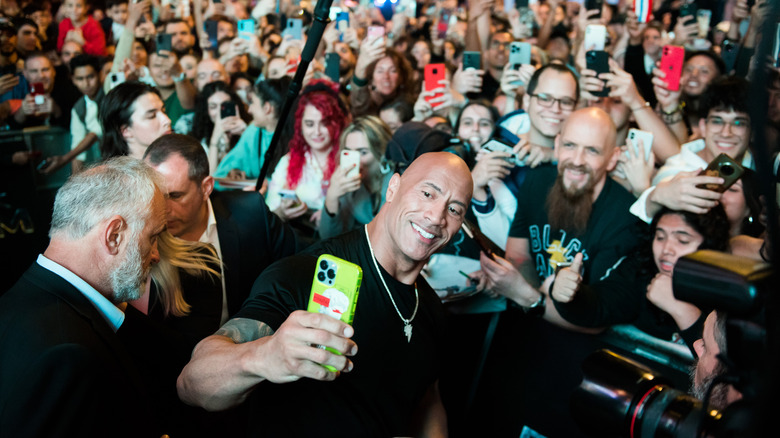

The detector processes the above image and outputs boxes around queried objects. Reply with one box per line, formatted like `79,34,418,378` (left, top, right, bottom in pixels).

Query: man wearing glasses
630,76,753,222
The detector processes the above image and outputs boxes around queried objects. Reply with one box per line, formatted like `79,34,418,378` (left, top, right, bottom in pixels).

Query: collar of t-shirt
36,253,125,332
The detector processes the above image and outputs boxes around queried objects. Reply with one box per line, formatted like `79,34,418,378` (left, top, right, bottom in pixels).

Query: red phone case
424,64,446,108
31,82,45,95
660,45,685,91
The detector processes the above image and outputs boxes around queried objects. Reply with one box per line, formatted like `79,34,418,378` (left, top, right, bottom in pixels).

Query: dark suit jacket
211,190,300,318
0,263,160,437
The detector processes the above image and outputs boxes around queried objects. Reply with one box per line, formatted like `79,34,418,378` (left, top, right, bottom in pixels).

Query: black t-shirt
234,229,446,437
508,165,643,283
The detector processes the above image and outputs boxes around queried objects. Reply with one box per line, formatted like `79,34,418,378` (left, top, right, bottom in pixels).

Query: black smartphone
586,50,610,97
680,2,697,18
156,33,172,55
204,20,218,49
220,101,237,118
0,63,15,77
325,52,340,83
516,0,529,8
463,51,481,70
697,153,745,193
585,0,603,19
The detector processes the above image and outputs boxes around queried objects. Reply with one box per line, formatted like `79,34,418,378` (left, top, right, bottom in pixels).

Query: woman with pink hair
265,80,350,231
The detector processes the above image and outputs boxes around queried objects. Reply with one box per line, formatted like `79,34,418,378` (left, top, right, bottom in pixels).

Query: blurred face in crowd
266,57,288,79
24,56,55,93
30,7,53,33
217,19,235,41
60,41,82,67
225,52,248,74
207,91,232,124
411,40,431,70
233,76,252,104
148,152,212,241
0,26,17,56
343,131,381,183
107,2,128,25
372,56,400,96
699,109,751,162
642,27,662,58
195,58,229,91
165,21,194,54
554,108,618,198
16,24,38,54
682,55,720,97
458,104,494,149
536,3,551,26
719,179,749,233
131,40,148,67
652,213,704,276
180,54,198,80
72,64,100,99
335,42,355,73
487,32,511,69
301,104,332,152
379,107,404,133
248,91,273,128
524,68,578,140
149,53,175,88
546,37,570,63
123,93,172,152
587,96,631,133
62,0,88,24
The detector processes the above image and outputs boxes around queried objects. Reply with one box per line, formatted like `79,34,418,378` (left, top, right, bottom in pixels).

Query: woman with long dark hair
190,81,250,173
100,81,172,160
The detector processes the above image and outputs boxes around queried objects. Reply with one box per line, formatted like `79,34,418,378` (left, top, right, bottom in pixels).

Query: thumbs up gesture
551,253,584,303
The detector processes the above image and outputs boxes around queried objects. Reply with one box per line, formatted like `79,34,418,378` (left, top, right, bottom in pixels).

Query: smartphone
680,1,697,19
461,219,505,260
220,101,236,118
775,22,780,68
325,52,340,83
31,82,45,104
367,25,384,40
36,158,49,171
634,0,653,23
585,0,604,19
584,24,607,51
336,11,350,33
108,71,125,90
307,254,362,372
437,9,451,40
586,50,610,97
278,189,300,203
659,45,685,91
156,33,172,55
285,18,303,40
516,0,530,7
697,153,745,193
340,150,361,178
329,6,342,21
627,129,654,161
481,137,526,166
721,39,738,72
424,63,446,108
696,9,711,38
204,20,218,49
509,41,531,70
463,51,481,70
238,19,255,40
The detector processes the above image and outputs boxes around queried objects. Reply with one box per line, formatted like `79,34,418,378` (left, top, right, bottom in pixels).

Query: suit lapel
212,193,242,315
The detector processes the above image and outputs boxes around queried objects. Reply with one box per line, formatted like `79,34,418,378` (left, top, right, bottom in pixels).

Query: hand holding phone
424,63,446,108
220,101,237,119
307,254,362,372
340,150,360,179
659,45,685,91
697,153,745,193
586,50,610,97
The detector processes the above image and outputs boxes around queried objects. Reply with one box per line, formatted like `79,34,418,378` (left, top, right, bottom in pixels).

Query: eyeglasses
531,93,577,111
706,116,750,134
490,41,510,50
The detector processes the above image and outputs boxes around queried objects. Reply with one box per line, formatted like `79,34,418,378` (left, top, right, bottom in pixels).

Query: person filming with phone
177,152,473,437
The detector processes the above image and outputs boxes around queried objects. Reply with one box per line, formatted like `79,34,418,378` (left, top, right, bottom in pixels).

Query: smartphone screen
220,101,236,118
325,52,340,83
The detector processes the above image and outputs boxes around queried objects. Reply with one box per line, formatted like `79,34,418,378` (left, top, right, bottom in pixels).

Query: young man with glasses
630,76,754,222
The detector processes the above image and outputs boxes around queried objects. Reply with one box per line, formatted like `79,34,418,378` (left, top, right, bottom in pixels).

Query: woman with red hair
266,80,350,229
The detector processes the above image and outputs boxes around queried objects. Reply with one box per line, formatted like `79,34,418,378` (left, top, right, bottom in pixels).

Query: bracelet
660,102,685,116
352,75,368,87
630,101,651,112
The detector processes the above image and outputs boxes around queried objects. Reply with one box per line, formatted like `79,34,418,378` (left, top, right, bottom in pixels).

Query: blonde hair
150,232,222,317
338,115,393,162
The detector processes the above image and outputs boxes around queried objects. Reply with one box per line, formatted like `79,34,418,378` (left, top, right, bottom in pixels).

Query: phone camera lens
327,269,336,279
721,165,734,176
320,260,328,270
317,272,326,282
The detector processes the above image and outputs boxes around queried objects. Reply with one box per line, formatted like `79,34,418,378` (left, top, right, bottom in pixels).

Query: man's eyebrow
423,182,442,194
671,230,694,238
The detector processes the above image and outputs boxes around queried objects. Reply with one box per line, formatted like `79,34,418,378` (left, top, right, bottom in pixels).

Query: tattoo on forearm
216,318,274,344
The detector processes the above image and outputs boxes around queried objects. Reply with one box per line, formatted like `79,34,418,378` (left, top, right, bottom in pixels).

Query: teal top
214,125,272,183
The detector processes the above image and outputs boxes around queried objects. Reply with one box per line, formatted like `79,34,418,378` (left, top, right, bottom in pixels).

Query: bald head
196,58,229,91
561,107,617,150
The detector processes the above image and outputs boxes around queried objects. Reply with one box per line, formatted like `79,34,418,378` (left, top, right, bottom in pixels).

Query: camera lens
327,269,336,279
317,272,326,282
320,260,328,270
721,164,734,176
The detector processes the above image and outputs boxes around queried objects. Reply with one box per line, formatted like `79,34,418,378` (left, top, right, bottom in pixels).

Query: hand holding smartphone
340,150,360,179
585,50,610,97
659,45,685,91
697,153,745,193
307,254,362,372
220,101,237,119
424,63,446,108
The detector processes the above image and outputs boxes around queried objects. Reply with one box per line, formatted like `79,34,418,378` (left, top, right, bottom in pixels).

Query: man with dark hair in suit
143,133,300,336
0,157,166,437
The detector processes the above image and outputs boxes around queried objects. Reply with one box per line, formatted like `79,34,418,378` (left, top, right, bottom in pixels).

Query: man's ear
121,124,132,140
103,215,126,256
606,144,621,172
201,175,215,199
698,117,708,137
385,173,401,203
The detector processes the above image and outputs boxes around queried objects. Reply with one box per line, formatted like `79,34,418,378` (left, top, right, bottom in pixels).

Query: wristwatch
521,293,546,317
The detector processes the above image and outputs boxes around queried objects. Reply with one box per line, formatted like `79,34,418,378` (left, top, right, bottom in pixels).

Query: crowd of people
1,0,778,436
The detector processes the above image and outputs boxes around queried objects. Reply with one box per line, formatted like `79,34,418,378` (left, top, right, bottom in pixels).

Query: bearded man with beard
469,107,645,437
0,157,167,438
690,310,743,410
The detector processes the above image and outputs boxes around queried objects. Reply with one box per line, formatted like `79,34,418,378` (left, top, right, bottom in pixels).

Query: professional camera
571,250,772,438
